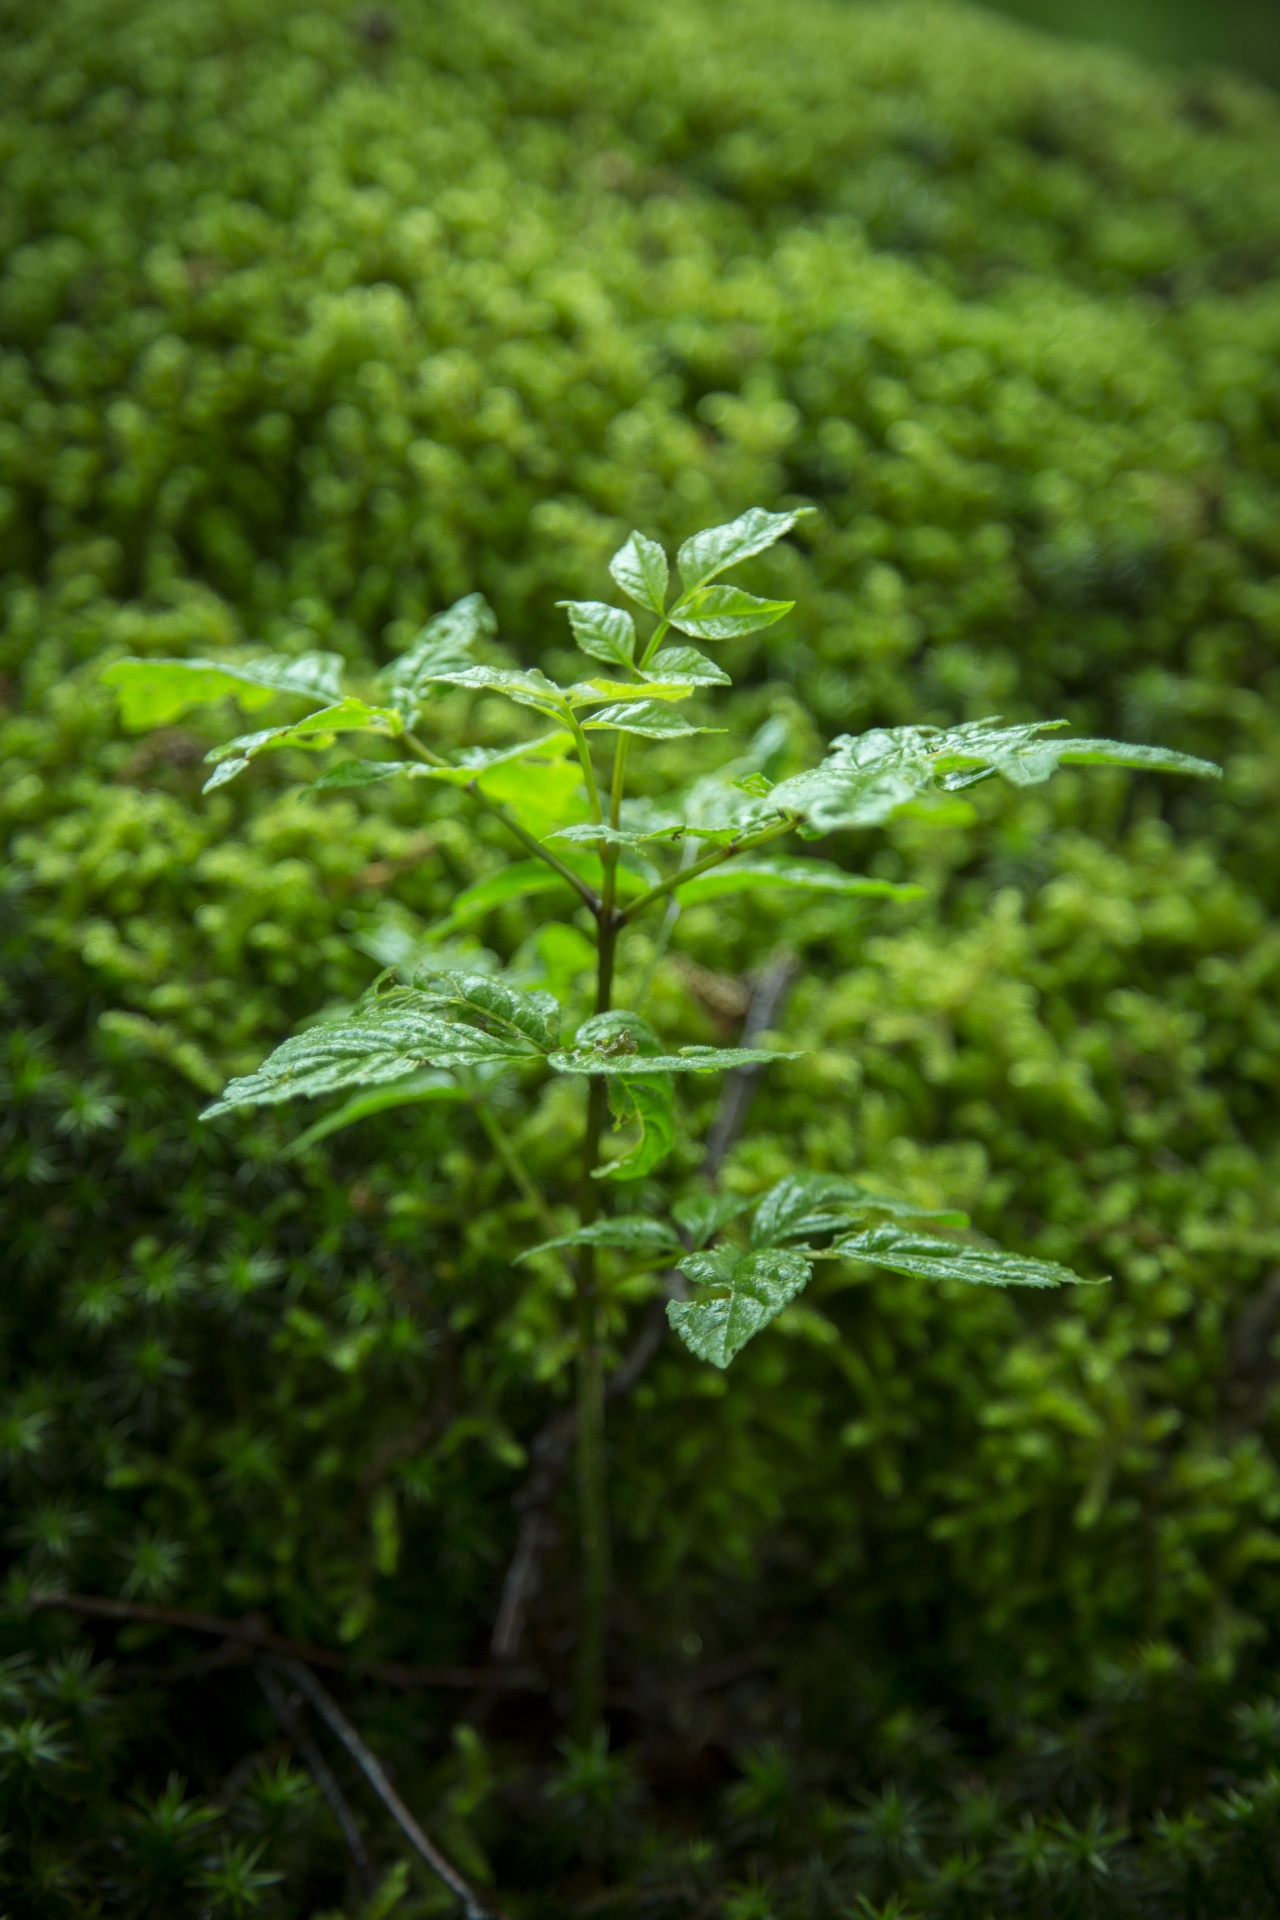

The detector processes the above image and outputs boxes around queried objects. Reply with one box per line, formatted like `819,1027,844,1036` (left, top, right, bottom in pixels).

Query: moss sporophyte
102,506,1219,1745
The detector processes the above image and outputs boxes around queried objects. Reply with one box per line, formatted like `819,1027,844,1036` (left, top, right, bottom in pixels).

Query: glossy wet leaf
751,1173,969,1250
609,530,669,615
673,1192,755,1248
676,506,810,592
550,1041,801,1077
413,970,561,1052
640,645,730,687
675,859,925,907
202,1000,541,1117
582,700,719,738
201,699,404,792
558,600,637,667
833,1224,1097,1289
668,1246,814,1367
381,593,495,721
670,585,793,642
598,1072,676,1181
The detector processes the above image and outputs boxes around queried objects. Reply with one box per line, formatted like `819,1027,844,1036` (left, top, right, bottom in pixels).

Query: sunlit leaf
517,1216,680,1262
675,858,925,907
609,531,669,615
551,1039,801,1077
670,585,793,642
668,1246,813,1367
422,665,569,716
200,698,404,793
558,600,637,668
833,1224,1098,1289
202,999,542,1118
103,652,346,730
676,506,811,592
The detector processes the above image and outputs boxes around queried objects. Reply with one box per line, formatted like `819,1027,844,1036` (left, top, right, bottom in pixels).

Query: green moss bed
3,0,1280,1910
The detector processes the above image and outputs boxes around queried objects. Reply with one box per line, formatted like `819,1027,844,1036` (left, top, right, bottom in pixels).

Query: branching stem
618,815,796,925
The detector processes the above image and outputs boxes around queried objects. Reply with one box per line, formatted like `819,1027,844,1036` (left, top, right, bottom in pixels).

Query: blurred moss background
974,0,1280,88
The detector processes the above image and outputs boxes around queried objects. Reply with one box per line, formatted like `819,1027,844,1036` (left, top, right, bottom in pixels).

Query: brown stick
26,1591,545,1694
256,1658,377,1899
273,1655,506,1920
488,952,797,1661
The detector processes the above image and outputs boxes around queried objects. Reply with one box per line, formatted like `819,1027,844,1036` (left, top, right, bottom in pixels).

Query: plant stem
617,816,797,925
402,731,600,913
572,880,617,1741
473,1099,562,1246
566,714,605,824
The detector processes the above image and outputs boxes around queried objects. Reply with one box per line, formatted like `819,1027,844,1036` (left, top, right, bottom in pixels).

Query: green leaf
598,1073,676,1182
201,699,404,793
202,999,542,1118
548,823,673,849
641,646,730,687
833,1224,1098,1289
423,665,569,716
517,1215,681,1262
668,1246,813,1367
313,758,418,790
285,1071,467,1155
751,1174,968,1250
676,507,810,592
670,585,793,642
1052,738,1222,780
675,859,925,907
582,700,720,738
567,680,693,708
103,652,345,730
433,860,578,931
413,969,561,1052
609,530,669,615
558,600,638,668
380,593,495,721
672,1191,754,1248
551,1038,801,1077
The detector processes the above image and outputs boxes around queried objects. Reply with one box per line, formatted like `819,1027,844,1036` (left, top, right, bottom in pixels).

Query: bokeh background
978,0,1279,89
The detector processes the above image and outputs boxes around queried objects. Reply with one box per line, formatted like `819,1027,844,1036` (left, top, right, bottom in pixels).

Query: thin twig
488,952,798,1660
256,1658,377,1899
26,1591,545,1694
271,1655,505,1920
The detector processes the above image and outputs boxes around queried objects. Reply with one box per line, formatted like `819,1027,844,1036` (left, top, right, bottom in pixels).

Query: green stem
571,879,617,1741
566,714,604,824
637,615,670,671
473,1099,562,1246
617,816,797,926
403,731,600,914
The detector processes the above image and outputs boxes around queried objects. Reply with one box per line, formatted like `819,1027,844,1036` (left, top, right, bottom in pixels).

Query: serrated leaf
609,531,669,615
833,1224,1098,1289
558,600,638,668
672,1191,754,1249
675,859,925,907
677,507,810,592
641,646,730,687
202,1000,542,1118
668,1246,813,1367
380,594,495,721
598,1073,676,1181
103,652,346,729
582,701,719,738
751,1173,968,1250
422,665,569,716
670,585,793,642
550,1040,801,1077
517,1215,681,1263
200,699,404,792
413,970,560,1052
285,1071,466,1155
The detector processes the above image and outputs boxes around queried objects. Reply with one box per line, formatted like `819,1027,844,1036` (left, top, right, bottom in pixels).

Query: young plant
102,506,1220,1736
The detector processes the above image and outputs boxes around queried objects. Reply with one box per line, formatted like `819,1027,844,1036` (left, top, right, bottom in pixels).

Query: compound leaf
834,1224,1098,1289
751,1174,968,1250
668,1246,813,1367
676,507,810,592
558,600,638,668
421,665,569,716
200,699,404,792
609,531,669,615
103,652,346,730
551,1038,801,1077
582,701,719,738
670,585,792,642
